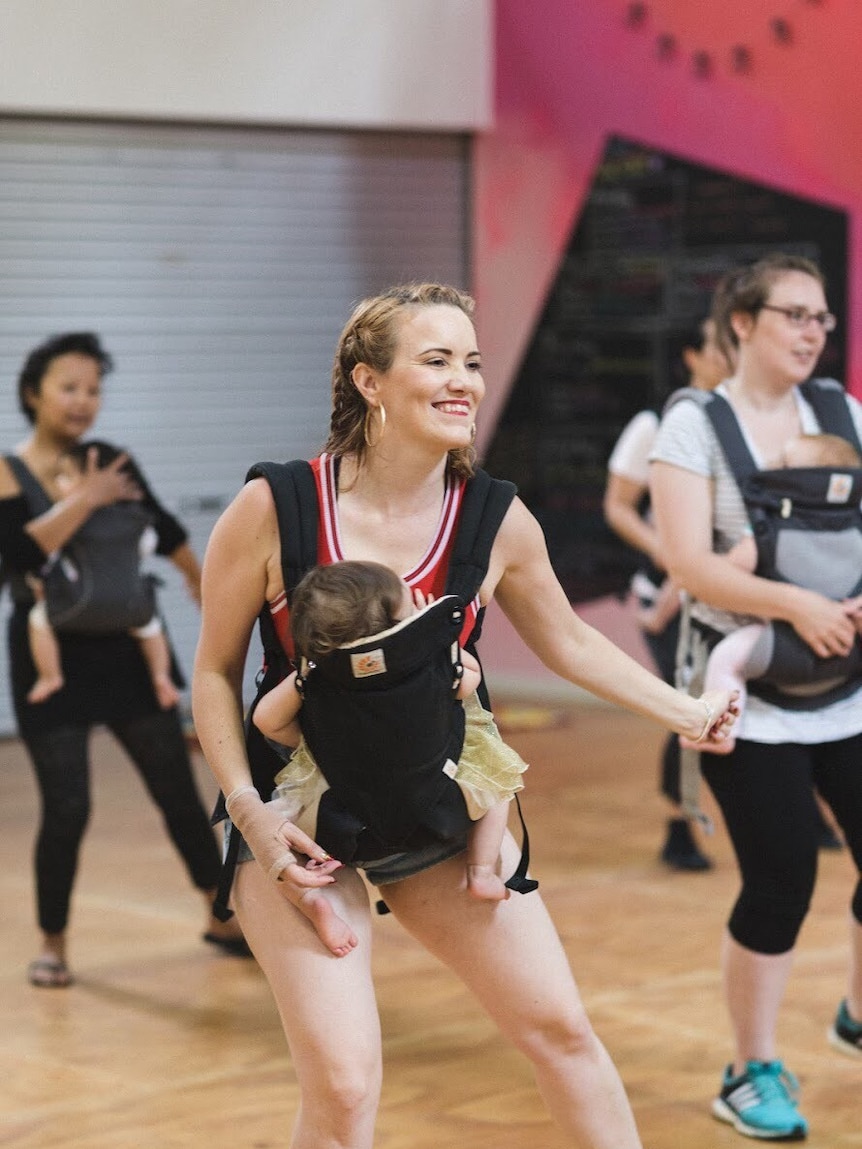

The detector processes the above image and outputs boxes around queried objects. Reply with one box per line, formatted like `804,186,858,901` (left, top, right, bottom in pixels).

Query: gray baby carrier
671,377,862,711
5,453,157,634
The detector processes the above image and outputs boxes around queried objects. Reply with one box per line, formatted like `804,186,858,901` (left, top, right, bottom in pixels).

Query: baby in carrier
27,440,179,710
685,431,862,754
252,559,529,956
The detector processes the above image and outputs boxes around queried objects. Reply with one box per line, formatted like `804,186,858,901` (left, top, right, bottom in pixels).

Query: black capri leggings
25,708,223,935
701,733,862,954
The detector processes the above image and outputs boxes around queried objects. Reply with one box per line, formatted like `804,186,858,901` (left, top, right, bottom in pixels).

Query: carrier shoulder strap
798,378,862,454
5,453,52,516
445,467,517,604
246,459,319,606
444,468,536,895
212,460,320,922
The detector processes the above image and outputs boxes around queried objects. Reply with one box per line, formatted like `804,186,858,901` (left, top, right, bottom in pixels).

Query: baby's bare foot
153,673,181,710
299,890,359,957
467,863,511,902
27,675,64,704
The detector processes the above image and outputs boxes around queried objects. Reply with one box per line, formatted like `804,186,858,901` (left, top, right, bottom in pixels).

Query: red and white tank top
268,454,481,660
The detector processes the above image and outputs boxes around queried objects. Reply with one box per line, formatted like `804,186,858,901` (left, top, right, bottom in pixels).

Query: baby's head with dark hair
290,561,410,660
64,439,125,472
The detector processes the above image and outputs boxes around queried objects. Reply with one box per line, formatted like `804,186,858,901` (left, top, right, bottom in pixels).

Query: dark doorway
482,136,848,603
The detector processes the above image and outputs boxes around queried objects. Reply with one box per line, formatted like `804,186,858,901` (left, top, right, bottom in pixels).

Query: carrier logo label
826,472,853,503
351,648,387,678
442,759,458,779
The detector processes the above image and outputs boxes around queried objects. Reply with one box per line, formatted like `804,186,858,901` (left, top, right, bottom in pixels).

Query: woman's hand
78,447,141,509
225,786,338,886
786,587,858,658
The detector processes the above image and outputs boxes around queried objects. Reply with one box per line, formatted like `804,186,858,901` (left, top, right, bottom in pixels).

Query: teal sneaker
712,1060,808,1140
828,999,862,1058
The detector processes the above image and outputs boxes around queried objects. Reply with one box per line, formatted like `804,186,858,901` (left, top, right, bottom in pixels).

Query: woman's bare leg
233,860,381,1149
383,831,643,1149
722,930,794,1074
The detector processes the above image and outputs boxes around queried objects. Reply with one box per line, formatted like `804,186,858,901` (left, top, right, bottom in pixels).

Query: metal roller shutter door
0,118,468,734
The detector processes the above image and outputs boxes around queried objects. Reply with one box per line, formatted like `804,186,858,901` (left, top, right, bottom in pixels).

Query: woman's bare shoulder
214,477,278,545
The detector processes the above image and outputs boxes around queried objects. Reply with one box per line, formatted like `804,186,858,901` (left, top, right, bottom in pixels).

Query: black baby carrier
213,460,537,920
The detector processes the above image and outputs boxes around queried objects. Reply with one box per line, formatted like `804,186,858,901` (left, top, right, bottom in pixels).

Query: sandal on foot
28,956,73,988
202,931,253,958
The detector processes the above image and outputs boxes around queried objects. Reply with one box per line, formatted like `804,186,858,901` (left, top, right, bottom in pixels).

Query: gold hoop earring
363,404,386,448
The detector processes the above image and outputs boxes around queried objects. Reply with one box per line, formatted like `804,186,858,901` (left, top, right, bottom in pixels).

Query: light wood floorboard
1,703,859,1147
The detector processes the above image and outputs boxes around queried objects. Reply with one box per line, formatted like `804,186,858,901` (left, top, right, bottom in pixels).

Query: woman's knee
300,1050,382,1125
729,878,814,954
511,1001,599,1067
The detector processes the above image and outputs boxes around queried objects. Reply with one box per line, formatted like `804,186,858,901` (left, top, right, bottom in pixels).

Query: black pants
641,613,682,805
25,709,222,934
701,733,862,954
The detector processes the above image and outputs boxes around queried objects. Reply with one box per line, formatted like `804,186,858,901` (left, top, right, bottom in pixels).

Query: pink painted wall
475,0,862,690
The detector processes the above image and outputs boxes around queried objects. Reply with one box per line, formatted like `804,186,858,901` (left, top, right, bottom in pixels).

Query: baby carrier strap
799,377,862,455
212,460,320,920
442,469,536,894
5,453,52,515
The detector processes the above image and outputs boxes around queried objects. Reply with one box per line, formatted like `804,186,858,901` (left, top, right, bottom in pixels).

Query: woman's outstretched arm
488,497,737,745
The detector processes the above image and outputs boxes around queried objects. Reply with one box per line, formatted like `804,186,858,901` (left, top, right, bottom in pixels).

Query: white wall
0,0,492,129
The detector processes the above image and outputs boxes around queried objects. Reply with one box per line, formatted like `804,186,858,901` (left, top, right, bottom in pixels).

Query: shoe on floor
28,955,73,988
712,1060,808,1140
202,931,254,958
660,817,712,872
828,999,862,1058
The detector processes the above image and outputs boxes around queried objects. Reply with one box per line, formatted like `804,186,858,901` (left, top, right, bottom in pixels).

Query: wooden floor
1,701,859,1148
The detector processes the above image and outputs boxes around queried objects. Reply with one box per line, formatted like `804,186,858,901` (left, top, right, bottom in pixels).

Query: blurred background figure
0,332,248,989
604,312,733,870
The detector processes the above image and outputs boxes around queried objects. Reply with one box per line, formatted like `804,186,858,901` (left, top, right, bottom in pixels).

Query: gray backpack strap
674,593,714,833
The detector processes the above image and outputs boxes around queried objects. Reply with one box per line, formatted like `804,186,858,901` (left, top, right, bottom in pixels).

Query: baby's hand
698,689,741,746
280,855,343,890
412,588,435,610
842,594,862,635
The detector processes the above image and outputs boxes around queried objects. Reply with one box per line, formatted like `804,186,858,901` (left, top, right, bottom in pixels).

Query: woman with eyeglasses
650,253,862,1141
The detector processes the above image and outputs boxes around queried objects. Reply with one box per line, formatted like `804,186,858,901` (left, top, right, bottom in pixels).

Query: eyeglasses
760,304,837,333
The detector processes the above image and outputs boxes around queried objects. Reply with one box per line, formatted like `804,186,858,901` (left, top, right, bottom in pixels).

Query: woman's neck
338,449,448,516
20,426,75,473
724,371,798,413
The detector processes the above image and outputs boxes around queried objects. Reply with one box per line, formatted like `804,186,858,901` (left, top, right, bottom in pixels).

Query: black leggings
701,733,862,954
25,709,222,934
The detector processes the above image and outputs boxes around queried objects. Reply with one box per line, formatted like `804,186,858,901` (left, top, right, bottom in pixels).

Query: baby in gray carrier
687,431,862,753
27,440,179,709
